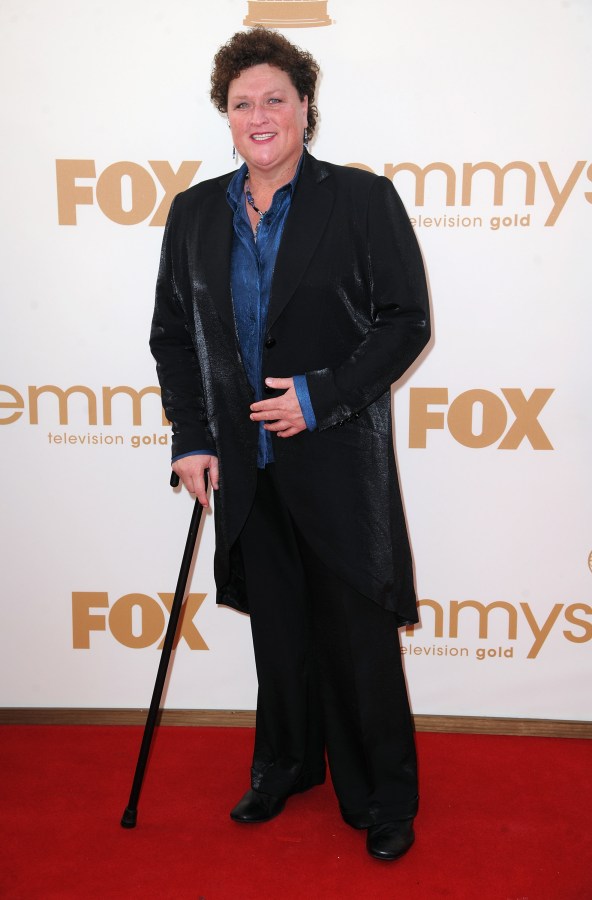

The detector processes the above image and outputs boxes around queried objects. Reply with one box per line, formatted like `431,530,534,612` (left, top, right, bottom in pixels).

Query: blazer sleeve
305,176,431,430
149,197,215,458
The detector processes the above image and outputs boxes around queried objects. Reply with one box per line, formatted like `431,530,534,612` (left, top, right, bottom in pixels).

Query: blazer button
264,384,275,394
264,336,276,348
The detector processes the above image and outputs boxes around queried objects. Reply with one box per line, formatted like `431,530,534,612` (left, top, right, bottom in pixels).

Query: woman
150,28,431,861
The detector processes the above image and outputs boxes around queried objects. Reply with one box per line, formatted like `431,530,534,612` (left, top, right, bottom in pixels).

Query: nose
250,102,270,125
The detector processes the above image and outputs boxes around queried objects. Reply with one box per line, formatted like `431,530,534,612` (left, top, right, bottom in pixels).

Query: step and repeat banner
1,0,590,720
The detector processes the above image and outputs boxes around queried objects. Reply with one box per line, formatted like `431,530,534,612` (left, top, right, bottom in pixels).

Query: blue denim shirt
173,158,317,467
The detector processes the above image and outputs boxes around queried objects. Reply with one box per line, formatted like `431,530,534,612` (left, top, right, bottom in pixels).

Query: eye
234,101,249,110
268,97,282,104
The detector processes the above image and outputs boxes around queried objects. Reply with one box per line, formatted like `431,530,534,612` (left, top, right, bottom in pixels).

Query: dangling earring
232,145,237,162
303,128,309,149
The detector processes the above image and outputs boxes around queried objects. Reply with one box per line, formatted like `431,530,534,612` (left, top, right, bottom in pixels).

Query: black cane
121,470,207,828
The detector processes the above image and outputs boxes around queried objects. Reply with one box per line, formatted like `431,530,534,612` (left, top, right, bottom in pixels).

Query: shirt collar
226,153,304,212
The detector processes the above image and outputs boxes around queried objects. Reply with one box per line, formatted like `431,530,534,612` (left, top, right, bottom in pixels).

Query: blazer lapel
199,173,235,334
267,152,334,332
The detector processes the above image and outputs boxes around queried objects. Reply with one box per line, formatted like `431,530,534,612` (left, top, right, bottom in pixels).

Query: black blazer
150,151,430,624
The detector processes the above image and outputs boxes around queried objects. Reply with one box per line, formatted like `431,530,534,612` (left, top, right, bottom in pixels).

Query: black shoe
366,819,415,861
230,788,286,824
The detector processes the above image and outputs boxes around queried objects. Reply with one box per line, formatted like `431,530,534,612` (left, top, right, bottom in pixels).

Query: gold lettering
539,160,586,226
102,385,165,426
0,384,24,425
72,592,108,648
405,599,445,638
563,603,592,644
498,388,554,450
449,600,518,639
408,388,448,448
149,161,202,225
56,159,96,225
584,162,592,205
461,161,536,206
108,593,165,649
28,385,98,425
447,389,507,448
157,593,208,650
385,162,456,206
96,162,157,225
520,602,563,659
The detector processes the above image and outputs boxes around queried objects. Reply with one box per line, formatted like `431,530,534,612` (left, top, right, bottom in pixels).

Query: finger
277,424,307,438
209,458,220,490
181,473,200,500
250,409,281,422
250,399,282,414
251,395,296,416
251,398,299,419
191,472,209,508
264,419,305,433
265,377,293,390
262,419,290,432
175,469,196,496
251,387,295,412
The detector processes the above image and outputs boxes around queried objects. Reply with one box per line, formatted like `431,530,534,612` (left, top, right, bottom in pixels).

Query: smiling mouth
251,132,276,141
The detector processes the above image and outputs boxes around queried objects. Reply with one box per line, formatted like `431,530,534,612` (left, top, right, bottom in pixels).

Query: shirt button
264,336,276,348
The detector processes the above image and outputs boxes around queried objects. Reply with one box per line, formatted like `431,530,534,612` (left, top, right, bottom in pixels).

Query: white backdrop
1,0,591,720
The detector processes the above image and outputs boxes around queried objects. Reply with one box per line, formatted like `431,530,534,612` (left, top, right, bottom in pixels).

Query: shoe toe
366,820,415,861
230,789,286,824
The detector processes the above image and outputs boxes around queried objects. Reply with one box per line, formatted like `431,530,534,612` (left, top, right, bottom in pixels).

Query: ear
301,95,309,127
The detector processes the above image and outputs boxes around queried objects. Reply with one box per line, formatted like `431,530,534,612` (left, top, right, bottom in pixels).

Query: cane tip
120,807,137,829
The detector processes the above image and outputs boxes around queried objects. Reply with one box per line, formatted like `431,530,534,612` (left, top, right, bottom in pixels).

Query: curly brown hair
210,28,320,137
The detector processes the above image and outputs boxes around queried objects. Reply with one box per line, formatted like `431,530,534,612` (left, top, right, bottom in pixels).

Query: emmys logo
72,592,208,650
0,383,166,427
244,0,332,28
0,382,171,449
403,598,592,660
349,159,592,227
408,388,554,450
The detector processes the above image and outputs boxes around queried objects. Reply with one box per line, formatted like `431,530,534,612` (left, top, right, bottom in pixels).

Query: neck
246,152,302,196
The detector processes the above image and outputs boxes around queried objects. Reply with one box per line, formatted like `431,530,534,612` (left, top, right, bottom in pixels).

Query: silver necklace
244,171,267,238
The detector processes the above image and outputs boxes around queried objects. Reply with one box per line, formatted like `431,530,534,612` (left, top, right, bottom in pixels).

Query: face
227,63,308,180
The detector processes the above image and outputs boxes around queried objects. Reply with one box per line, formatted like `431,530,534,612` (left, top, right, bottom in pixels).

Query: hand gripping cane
121,470,207,828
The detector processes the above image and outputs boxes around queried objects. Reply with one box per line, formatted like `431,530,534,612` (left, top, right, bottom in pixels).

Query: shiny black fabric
150,151,430,624
240,466,418,824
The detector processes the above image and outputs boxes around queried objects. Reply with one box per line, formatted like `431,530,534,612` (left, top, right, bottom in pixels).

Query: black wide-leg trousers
238,466,418,827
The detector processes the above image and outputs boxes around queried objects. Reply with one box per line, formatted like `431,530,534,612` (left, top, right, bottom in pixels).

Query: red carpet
1,726,590,899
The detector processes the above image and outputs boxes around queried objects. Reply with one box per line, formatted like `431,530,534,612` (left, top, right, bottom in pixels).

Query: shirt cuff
293,375,317,431
172,449,217,462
